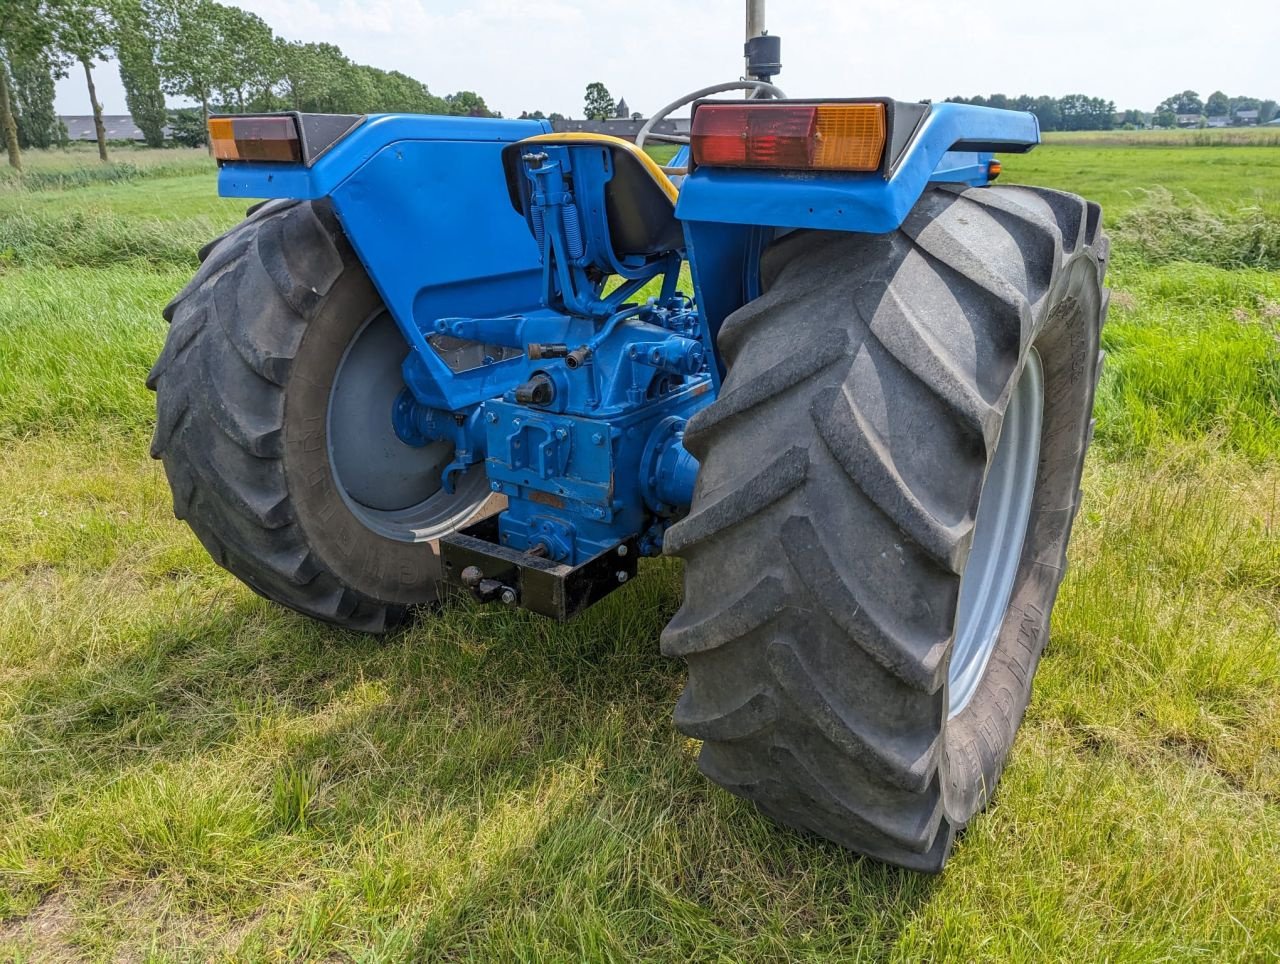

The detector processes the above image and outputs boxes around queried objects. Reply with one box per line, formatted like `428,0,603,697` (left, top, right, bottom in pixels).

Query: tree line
1150,90,1277,128
945,91,1278,131
0,0,497,170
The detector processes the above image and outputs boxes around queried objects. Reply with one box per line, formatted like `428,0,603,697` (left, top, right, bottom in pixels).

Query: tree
1260,100,1278,124
583,81,613,121
1119,108,1145,129
55,0,114,161
154,0,228,150
11,47,62,148
0,0,57,170
275,40,347,112
1153,108,1177,129
212,4,274,110
111,0,166,146
1157,90,1202,117
445,90,492,117
1031,95,1062,132
1205,90,1229,118
165,105,205,146
519,109,546,120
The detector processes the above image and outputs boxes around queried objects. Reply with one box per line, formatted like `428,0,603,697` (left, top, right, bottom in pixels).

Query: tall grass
1114,188,1280,269
0,147,213,187
1045,128,1280,147
0,210,214,270
0,160,215,194
1095,263,1280,460
0,266,183,439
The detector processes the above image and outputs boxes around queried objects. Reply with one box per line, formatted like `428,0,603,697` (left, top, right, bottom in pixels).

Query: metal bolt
490,481,502,492
500,588,518,605
616,571,629,584
485,411,499,424
616,544,629,557
555,428,568,440
591,433,604,446
461,566,483,588
513,417,522,426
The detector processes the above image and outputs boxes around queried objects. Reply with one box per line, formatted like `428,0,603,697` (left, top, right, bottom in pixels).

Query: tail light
691,103,887,173
208,115,302,163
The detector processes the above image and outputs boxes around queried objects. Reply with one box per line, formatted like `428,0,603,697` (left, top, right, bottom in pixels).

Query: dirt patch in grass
0,890,77,959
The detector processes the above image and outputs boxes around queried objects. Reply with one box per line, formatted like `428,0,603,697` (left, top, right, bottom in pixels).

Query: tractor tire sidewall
663,184,1109,870
942,254,1102,820
280,276,493,609
151,199,498,630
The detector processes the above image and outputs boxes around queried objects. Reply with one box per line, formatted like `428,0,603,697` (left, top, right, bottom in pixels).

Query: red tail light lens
209,115,302,163
691,103,887,173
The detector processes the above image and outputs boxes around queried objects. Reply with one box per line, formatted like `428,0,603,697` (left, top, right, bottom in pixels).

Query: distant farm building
60,115,160,141
1235,108,1260,126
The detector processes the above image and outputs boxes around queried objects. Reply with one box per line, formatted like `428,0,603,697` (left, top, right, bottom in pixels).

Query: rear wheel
662,185,1108,871
148,200,496,632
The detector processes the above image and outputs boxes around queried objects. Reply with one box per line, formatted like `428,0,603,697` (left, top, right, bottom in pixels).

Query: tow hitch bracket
441,517,639,620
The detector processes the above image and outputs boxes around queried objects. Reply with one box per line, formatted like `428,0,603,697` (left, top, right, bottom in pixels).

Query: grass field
1043,127,1280,147
0,140,1277,960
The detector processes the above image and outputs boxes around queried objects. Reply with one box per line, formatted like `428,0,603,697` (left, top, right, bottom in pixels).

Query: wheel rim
949,349,1045,718
326,311,488,543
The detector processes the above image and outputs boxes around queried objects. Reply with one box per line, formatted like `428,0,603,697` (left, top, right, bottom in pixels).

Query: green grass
0,145,214,181
1003,143,1280,218
1043,127,1280,147
0,142,1277,960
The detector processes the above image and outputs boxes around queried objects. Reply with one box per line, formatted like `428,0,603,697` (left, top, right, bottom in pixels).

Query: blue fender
675,101,1040,235
218,113,555,412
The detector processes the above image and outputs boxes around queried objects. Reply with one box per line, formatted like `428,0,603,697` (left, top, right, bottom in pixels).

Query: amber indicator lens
208,115,302,163
691,103,887,173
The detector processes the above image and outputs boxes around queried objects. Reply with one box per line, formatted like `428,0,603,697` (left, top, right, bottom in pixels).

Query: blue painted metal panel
217,113,554,413
675,102,1039,235
329,138,548,410
216,113,551,199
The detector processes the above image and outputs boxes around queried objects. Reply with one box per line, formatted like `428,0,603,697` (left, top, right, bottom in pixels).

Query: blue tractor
148,2,1108,872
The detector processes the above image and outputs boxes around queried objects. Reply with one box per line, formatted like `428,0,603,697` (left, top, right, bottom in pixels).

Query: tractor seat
502,133,683,266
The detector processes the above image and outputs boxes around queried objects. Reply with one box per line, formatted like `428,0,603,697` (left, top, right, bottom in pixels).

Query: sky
54,0,1276,119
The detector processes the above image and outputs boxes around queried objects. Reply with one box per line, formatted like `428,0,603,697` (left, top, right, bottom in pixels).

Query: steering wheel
635,80,787,167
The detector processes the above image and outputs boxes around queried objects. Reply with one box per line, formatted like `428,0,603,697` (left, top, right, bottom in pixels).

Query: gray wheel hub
950,349,1045,718
327,311,488,543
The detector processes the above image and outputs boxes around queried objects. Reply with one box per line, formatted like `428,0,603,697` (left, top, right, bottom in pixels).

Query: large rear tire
148,200,496,632
662,185,1108,871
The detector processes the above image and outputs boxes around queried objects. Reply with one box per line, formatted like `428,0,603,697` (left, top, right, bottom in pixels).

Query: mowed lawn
0,141,1277,960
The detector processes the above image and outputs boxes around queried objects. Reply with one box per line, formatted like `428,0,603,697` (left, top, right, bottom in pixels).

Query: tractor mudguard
676,100,1040,234
676,100,1040,380
217,113,557,408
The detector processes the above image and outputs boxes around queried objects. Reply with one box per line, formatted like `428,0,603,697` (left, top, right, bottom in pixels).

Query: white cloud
57,0,1277,119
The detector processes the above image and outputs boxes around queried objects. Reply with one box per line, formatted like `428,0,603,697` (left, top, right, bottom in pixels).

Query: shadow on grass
1,567,938,951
